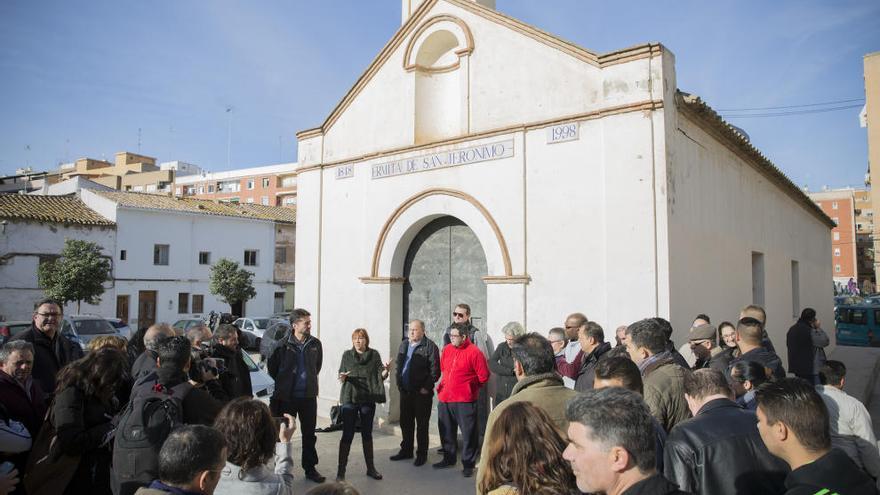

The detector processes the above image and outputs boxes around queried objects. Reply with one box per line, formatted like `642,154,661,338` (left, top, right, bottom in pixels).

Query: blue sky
1,1,878,190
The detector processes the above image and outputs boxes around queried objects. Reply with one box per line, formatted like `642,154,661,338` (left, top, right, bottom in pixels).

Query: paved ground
282,416,477,495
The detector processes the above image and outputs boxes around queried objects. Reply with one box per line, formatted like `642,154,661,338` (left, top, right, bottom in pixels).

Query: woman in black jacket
336,328,390,482
52,347,128,495
488,322,524,406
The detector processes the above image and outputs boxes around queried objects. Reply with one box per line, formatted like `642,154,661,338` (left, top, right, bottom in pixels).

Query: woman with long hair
52,347,129,494
717,321,738,351
729,360,768,410
213,397,296,495
478,401,577,495
336,328,390,482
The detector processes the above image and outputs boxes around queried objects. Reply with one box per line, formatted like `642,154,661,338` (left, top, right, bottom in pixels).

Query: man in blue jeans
267,308,325,483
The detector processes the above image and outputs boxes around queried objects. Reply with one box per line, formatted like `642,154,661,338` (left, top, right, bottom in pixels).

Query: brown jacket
475,372,578,494
643,355,691,433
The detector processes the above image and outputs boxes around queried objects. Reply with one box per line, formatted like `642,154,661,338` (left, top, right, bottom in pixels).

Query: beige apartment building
173,162,297,208
58,152,175,193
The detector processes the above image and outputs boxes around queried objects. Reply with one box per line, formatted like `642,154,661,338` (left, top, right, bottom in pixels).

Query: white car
243,350,274,399
233,317,275,350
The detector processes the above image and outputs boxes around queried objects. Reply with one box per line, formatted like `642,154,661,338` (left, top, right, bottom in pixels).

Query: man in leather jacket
663,368,786,494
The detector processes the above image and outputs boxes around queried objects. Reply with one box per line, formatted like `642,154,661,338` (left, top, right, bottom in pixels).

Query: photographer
186,325,229,403
209,324,253,399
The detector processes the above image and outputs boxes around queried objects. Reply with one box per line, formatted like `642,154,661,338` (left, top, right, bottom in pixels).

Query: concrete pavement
282,416,477,495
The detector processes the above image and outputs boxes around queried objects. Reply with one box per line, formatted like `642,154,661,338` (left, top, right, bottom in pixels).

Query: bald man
131,323,175,380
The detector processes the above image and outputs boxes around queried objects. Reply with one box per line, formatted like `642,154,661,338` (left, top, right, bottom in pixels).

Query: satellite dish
728,124,750,142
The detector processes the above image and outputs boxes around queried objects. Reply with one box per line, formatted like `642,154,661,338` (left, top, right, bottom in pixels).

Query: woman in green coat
336,328,391,482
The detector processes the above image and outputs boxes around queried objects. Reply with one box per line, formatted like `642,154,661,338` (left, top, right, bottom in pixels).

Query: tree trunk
76,300,81,314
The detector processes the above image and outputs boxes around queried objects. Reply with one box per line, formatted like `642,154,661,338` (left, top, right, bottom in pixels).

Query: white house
80,189,296,329
293,0,834,417
0,194,117,321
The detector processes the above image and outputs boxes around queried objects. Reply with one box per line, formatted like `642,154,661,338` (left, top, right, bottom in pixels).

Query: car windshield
10,324,31,335
108,320,127,329
240,350,259,372
254,319,270,329
73,319,116,335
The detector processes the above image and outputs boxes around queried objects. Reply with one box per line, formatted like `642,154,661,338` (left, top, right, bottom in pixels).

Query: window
832,201,839,210
834,232,840,241
832,217,839,225
281,177,296,188
261,196,269,206
835,264,842,273
198,251,210,265
120,250,127,261
146,184,157,192
153,244,169,265
192,295,204,314
178,293,189,314
283,197,297,206
197,186,204,194
132,185,144,192
175,187,181,195
834,248,841,257
262,177,270,188
247,179,255,190
207,184,215,193
244,250,258,266
751,252,765,306
246,198,254,204
275,247,287,263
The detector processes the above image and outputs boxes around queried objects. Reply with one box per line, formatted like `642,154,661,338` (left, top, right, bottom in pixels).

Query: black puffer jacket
574,341,612,392
9,326,83,398
395,337,440,394
663,398,787,495
268,334,323,400
786,319,814,376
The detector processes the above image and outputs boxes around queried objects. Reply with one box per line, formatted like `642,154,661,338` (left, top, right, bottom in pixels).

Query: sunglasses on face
453,312,466,318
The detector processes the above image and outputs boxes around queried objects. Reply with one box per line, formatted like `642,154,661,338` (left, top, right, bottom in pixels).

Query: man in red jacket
433,322,489,477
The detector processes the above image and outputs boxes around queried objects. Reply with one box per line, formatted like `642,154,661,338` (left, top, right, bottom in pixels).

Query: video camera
189,342,227,383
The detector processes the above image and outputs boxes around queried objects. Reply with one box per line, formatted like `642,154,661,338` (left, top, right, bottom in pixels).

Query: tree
209,258,257,314
38,238,112,313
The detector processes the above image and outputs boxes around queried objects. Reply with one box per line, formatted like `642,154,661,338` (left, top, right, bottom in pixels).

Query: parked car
107,318,133,339
0,321,32,346
233,317,277,350
259,320,292,362
835,304,880,347
60,315,124,350
172,318,206,335
243,349,275,398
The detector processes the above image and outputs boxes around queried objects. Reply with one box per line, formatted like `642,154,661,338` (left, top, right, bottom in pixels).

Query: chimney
401,0,495,25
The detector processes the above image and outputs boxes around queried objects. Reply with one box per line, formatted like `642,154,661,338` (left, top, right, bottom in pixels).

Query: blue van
835,303,880,347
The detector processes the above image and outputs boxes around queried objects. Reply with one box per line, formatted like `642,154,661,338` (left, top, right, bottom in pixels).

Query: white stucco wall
0,220,116,321
664,113,834,366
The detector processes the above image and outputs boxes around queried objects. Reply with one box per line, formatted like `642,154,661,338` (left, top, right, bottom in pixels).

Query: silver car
60,315,124,350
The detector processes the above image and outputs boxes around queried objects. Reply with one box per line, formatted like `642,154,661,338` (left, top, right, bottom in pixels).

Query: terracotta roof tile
0,194,115,226
95,191,296,223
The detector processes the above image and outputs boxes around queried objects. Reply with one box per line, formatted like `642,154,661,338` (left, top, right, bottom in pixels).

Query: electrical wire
716,97,865,112
722,103,865,119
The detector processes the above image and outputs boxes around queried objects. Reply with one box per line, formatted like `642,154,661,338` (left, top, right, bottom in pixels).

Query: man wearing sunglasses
9,298,83,398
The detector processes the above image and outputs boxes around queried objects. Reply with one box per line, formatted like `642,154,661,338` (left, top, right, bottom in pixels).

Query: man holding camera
208,324,253,399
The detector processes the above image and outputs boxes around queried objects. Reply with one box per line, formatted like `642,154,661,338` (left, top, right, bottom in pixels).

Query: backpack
110,379,193,495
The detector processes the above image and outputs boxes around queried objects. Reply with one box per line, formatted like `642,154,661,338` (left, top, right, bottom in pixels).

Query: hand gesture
338,371,350,383
279,413,296,443
383,360,393,371
0,468,19,495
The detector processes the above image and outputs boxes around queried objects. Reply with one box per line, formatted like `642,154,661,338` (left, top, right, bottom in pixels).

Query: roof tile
0,194,115,226
95,191,296,223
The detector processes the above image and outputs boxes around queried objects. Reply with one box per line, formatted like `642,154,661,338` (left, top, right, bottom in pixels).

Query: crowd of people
1,298,880,494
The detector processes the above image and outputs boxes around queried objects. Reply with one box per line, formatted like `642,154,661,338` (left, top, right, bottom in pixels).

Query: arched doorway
402,216,487,342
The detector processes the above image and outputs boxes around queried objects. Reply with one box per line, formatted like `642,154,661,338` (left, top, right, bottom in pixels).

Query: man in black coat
390,319,440,466
573,321,613,392
267,308,325,483
130,323,175,381
730,317,786,379
787,308,818,383
9,299,83,399
209,323,252,399
664,368,787,494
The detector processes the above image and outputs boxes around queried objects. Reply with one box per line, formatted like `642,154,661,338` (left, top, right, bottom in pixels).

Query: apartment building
810,189,858,285
174,162,297,207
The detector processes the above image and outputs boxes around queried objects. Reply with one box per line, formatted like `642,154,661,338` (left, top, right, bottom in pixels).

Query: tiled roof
0,194,115,226
676,91,836,229
95,191,296,223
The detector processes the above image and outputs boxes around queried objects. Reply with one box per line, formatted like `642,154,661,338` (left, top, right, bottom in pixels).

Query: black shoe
462,467,475,478
390,451,414,461
305,470,326,483
436,447,446,454
366,468,383,480
432,459,455,469
414,454,427,466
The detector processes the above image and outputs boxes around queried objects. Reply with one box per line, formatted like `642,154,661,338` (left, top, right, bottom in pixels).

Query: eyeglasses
449,334,463,339
35,312,61,318
548,339,563,344
453,312,466,318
